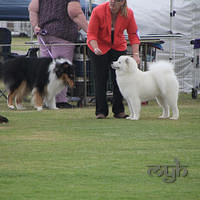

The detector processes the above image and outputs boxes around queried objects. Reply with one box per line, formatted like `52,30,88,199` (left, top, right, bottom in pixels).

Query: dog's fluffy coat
112,56,179,120
0,57,74,111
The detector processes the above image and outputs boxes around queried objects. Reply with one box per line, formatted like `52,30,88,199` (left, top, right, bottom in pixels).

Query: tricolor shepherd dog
0,57,74,111
112,55,179,120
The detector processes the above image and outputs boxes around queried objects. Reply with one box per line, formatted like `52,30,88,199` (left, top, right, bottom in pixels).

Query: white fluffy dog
111,56,179,120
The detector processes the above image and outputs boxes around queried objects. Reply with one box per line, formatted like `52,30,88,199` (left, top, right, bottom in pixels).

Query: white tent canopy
128,0,200,92
93,0,199,38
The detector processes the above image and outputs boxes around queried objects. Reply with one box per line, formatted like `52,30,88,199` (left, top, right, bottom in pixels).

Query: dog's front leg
46,97,58,110
32,88,43,111
126,97,134,120
132,97,141,120
7,90,16,109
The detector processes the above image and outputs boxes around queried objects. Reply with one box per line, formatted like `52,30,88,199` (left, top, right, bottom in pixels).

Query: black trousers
88,48,126,116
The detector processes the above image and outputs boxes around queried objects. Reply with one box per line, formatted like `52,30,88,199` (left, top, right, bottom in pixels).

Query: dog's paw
8,104,15,110
158,115,169,119
126,116,139,120
36,106,43,111
16,104,26,110
51,107,59,110
132,115,140,120
170,116,179,120
47,105,59,110
133,118,139,120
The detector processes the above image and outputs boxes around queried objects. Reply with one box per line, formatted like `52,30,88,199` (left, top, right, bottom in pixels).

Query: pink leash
37,30,53,58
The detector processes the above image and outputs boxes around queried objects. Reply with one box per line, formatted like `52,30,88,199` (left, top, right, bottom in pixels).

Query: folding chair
0,89,7,99
0,28,10,99
0,27,18,61
0,28,40,100
0,28,20,99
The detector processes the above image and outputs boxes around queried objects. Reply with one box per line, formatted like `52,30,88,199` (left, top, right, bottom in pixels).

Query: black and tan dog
0,57,74,111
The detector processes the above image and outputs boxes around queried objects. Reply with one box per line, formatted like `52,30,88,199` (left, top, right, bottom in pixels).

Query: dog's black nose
111,62,117,69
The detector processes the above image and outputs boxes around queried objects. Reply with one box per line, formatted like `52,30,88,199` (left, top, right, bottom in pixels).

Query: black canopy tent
0,0,31,21
0,0,96,21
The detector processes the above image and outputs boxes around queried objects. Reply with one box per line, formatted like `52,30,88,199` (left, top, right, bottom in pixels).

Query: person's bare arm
28,0,40,34
68,1,88,33
89,40,103,55
131,44,140,64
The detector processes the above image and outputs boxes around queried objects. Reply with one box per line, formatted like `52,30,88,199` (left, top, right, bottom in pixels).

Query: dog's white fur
43,60,67,110
38,59,71,111
112,56,179,120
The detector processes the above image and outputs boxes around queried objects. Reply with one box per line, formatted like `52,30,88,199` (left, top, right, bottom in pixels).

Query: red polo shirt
87,2,140,54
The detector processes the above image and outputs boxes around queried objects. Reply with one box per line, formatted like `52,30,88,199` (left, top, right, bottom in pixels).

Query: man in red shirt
87,0,140,119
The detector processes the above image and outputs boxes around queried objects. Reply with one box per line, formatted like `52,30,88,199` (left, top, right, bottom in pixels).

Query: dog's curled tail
149,60,178,95
149,60,176,80
149,60,175,73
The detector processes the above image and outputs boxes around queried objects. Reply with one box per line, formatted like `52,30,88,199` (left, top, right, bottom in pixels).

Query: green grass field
11,36,33,53
0,93,200,200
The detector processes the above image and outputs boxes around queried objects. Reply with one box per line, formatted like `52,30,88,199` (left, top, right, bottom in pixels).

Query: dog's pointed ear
63,62,75,73
63,61,70,66
54,66,62,77
125,57,129,65
54,62,64,77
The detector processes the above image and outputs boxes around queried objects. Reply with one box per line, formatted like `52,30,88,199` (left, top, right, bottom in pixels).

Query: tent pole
169,0,176,61
89,0,92,13
169,0,173,34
